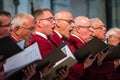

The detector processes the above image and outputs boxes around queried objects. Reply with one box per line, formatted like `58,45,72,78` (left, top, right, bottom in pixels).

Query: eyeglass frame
39,17,55,23
0,23,11,27
92,25,106,30
111,35,120,40
21,26,35,31
57,19,75,24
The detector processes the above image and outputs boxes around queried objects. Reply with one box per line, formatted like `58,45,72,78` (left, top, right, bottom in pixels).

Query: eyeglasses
21,26,35,31
92,25,106,30
58,19,74,24
112,35,120,40
0,23,11,27
77,25,93,31
78,25,91,29
40,17,55,23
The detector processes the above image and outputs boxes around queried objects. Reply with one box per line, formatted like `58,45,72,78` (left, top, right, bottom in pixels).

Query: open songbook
0,36,22,61
3,42,42,80
35,42,67,71
3,42,68,80
43,42,77,80
74,37,108,62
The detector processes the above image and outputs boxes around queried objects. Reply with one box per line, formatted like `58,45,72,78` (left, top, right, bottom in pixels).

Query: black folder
104,45,120,61
0,36,22,61
43,57,77,80
74,37,108,62
36,42,67,71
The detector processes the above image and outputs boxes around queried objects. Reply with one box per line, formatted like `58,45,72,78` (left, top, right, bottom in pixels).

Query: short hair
106,27,120,38
11,13,34,28
90,18,101,26
32,8,53,21
0,10,11,25
0,10,11,17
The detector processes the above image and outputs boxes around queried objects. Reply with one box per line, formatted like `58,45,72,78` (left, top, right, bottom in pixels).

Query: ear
36,20,43,28
14,27,20,32
76,27,80,34
55,20,61,28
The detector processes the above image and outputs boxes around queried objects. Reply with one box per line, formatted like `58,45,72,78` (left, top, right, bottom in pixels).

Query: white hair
11,13,34,28
106,27,120,38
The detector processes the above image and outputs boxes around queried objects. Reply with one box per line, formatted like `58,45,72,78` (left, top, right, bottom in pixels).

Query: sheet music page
54,45,76,67
3,42,42,72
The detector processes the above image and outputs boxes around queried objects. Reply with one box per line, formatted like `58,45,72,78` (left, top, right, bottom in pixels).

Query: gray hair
11,13,34,28
106,27,120,38
90,18,101,26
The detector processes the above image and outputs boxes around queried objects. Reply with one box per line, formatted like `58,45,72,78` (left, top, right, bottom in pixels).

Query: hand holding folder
43,42,77,80
3,42,42,80
104,45,120,61
74,37,108,62
36,42,67,71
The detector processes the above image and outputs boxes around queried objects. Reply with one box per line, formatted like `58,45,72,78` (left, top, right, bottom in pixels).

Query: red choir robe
81,61,115,80
50,33,85,80
30,34,55,58
106,68,120,80
67,34,115,80
50,31,63,47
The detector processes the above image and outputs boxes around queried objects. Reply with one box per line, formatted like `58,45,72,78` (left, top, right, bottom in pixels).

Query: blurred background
0,0,120,29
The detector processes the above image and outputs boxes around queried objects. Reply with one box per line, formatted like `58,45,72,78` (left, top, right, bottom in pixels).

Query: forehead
0,15,11,25
42,11,53,18
76,18,90,27
55,11,73,20
62,12,73,20
92,20,104,28
22,18,34,28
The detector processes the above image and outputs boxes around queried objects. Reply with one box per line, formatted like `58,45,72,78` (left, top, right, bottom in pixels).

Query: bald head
74,16,91,27
54,10,73,20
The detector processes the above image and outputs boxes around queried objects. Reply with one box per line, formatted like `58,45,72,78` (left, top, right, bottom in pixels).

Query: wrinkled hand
97,49,110,65
55,66,69,80
41,63,53,78
22,64,37,80
0,71,6,80
84,54,96,69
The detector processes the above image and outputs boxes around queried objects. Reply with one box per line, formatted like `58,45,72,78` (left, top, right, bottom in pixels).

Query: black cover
74,37,108,62
104,45,120,61
0,36,22,61
44,57,77,80
36,42,67,71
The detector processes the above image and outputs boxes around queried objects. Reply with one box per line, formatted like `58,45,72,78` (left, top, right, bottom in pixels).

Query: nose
103,27,106,31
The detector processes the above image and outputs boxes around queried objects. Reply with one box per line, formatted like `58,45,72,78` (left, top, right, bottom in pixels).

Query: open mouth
69,29,72,33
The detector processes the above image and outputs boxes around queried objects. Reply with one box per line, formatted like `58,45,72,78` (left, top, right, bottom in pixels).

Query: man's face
77,25,92,42
55,12,74,39
37,11,55,36
16,17,35,41
92,20,106,40
108,34,120,46
0,15,11,38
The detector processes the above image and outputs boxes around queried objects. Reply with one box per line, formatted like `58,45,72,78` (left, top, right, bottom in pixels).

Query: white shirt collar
54,30,62,38
35,32,48,40
71,34,85,43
